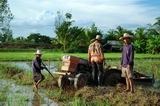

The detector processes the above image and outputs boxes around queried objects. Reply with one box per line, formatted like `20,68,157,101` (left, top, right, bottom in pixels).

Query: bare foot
130,90,134,93
123,89,130,92
33,84,38,91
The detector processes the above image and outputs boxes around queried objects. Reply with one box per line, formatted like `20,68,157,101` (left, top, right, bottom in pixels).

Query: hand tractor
53,55,155,89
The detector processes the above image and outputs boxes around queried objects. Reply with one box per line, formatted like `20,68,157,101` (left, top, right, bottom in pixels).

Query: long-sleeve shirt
32,56,43,76
88,41,104,63
121,44,134,68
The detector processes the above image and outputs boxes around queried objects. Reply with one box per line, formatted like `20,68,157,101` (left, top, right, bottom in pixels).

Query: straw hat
34,50,42,55
119,33,134,40
94,35,102,41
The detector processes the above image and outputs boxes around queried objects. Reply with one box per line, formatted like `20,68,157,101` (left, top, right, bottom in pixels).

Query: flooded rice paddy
0,61,60,106
0,79,58,106
0,61,160,106
0,61,60,73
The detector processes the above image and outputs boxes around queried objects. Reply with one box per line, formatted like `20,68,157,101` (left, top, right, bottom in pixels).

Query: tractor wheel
58,75,69,88
74,73,87,89
103,72,122,86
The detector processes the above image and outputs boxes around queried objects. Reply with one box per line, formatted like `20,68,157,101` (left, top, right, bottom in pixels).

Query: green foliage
69,98,87,106
54,11,103,52
0,63,24,78
27,33,52,44
104,29,117,40
54,11,74,51
87,22,103,40
65,97,110,106
146,35,160,54
0,0,14,43
114,26,133,40
133,27,147,53
133,39,146,53
0,85,9,101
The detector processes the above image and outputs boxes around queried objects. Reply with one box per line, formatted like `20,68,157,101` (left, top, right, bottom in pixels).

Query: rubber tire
58,75,69,88
103,72,122,86
74,73,87,89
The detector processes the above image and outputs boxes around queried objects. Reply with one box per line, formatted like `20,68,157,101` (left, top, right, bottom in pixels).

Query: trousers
91,62,104,86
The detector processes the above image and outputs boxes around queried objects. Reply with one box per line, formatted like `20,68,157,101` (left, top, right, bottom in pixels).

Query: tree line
0,0,160,54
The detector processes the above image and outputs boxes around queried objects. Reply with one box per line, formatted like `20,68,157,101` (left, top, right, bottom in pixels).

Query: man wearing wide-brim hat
32,50,45,90
119,33,135,93
119,33,134,40
88,35,105,86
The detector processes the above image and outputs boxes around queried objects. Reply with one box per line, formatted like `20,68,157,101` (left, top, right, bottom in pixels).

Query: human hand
43,66,48,70
127,65,130,69
103,61,106,66
120,65,122,69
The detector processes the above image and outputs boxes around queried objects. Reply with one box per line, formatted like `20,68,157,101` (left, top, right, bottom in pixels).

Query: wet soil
0,79,58,106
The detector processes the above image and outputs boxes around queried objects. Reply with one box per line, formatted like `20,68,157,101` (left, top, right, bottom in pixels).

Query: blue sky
8,0,160,38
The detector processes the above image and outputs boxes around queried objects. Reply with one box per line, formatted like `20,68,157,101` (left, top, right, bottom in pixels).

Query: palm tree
146,17,160,35
54,12,74,51
114,26,133,40
104,29,116,40
153,17,160,34
133,27,147,53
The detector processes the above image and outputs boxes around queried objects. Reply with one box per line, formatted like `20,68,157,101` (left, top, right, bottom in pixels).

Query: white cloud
8,0,160,38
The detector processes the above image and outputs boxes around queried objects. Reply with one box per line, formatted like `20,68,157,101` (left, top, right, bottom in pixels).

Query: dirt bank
43,79,160,106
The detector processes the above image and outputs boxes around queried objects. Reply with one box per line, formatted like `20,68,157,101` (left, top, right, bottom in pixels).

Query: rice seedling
0,57,160,106
0,85,9,102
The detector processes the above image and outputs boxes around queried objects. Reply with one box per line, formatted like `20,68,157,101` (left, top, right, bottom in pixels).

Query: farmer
32,50,45,90
119,33,134,93
88,35,105,86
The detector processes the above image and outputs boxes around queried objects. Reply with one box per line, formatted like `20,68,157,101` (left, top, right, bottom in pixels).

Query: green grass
0,85,9,101
0,51,160,61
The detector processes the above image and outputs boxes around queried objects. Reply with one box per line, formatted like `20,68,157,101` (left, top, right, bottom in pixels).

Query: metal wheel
74,73,87,89
58,75,69,88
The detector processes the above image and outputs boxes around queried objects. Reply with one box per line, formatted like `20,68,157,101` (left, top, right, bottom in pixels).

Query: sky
8,0,160,38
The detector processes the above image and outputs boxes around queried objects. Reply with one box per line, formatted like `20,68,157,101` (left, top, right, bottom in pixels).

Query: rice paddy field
0,51,160,105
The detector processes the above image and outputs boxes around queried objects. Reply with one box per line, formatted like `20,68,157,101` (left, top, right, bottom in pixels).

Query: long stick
41,62,58,83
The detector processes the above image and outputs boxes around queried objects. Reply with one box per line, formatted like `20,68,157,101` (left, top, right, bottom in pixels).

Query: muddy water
0,79,58,106
0,61,61,73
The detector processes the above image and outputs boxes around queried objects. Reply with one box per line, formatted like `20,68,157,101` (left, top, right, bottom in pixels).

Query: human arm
35,57,44,70
88,48,91,64
128,45,134,68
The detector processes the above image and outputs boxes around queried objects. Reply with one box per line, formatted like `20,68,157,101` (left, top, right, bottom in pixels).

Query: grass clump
0,63,33,85
0,64,23,78
0,85,9,102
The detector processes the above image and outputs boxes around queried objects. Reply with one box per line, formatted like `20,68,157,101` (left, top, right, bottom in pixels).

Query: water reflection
0,61,61,73
0,79,58,106
32,91,40,106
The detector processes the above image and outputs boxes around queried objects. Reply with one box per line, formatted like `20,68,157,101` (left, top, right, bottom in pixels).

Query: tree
146,17,160,36
133,27,147,53
152,17,160,34
146,35,160,54
88,22,103,40
104,29,117,40
14,36,26,43
114,26,133,40
27,33,52,44
54,12,74,51
0,0,14,43
67,27,85,52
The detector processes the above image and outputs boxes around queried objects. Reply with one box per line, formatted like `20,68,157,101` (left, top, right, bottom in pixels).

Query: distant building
103,40,121,52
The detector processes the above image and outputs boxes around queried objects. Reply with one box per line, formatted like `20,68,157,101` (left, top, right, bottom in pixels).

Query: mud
0,79,58,106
